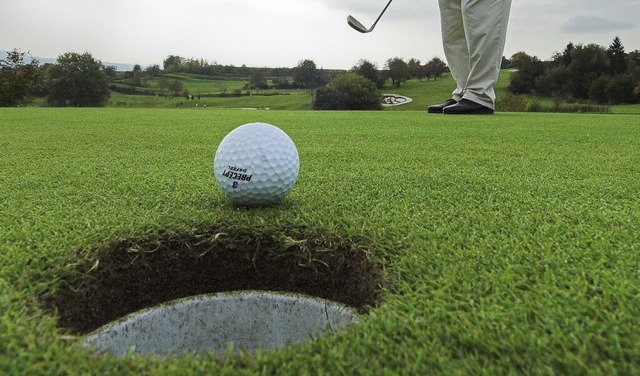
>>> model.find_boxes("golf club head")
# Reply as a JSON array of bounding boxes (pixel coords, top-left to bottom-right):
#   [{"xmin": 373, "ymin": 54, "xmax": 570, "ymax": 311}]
[{"xmin": 347, "ymin": 15, "xmax": 369, "ymax": 33}]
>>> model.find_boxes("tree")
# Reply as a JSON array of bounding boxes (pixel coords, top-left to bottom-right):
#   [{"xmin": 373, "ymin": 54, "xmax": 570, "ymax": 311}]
[
  {"xmin": 511, "ymin": 41, "xmax": 640, "ymax": 106},
  {"xmin": 564, "ymin": 43, "xmax": 575, "ymax": 67},
  {"xmin": 605, "ymin": 74, "xmax": 636, "ymax": 104},
  {"xmin": 292, "ymin": 59, "xmax": 318, "ymax": 89},
  {"xmin": 163, "ymin": 55, "xmax": 185, "ymax": 73},
  {"xmin": 316, "ymin": 68, "xmax": 331, "ymax": 88},
  {"xmin": 130, "ymin": 64, "xmax": 143, "ymax": 87},
  {"xmin": 589, "ymin": 74, "xmax": 635, "ymax": 104},
  {"xmin": 145, "ymin": 64, "xmax": 162, "ymax": 77},
  {"xmin": 351, "ymin": 59, "xmax": 385, "ymax": 88},
  {"xmin": 47, "ymin": 52, "xmax": 110, "ymax": 107},
  {"xmin": 501, "ymin": 56, "xmax": 511, "ymax": 69},
  {"xmin": 0, "ymin": 49, "xmax": 41, "ymax": 106},
  {"xmin": 385, "ymin": 57, "xmax": 409, "ymax": 87},
  {"xmin": 314, "ymin": 72, "xmax": 381, "ymax": 110},
  {"xmin": 628, "ymin": 50, "xmax": 640, "ymax": 70},
  {"xmin": 157, "ymin": 76, "xmax": 168, "ymax": 95},
  {"xmin": 588, "ymin": 75, "xmax": 610, "ymax": 104},
  {"xmin": 248, "ymin": 69, "xmax": 269, "ymax": 90},
  {"xmin": 556, "ymin": 42, "xmax": 574, "ymax": 67},
  {"xmin": 607, "ymin": 36, "xmax": 627, "ymax": 75},
  {"xmin": 424, "ymin": 57, "xmax": 448, "ymax": 80},
  {"xmin": 535, "ymin": 65, "xmax": 569, "ymax": 98},
  {"xmin": 507, "ymin": 53, "xmax": 544, "ymax": 94},
  {"xmin": 167, "ymin": 79, "xmax": 183, "ymax": 96},
  {"xmin": 509, "ymin": 51, "xmax": 533, "ymax": 69},
  {"xmin": 104, "ymin": 65, "xmax": 117, "ymax": 81},
  {"xmin": 629, "ymin": 50, "xmax": 640, "ymax": 97},
  {"xmin": 272, "ymin": 78, "xmax": 292, "ymax": 89},
  {"xmin": 408, "ymin": 58, "xmax": 424, "ymax": 81},
  {"xmin": 565, "ymin": 43, "xmax": 609, "ymax": 99}
]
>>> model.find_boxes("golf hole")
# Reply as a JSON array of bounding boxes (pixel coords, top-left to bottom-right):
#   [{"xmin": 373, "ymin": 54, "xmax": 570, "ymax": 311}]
[{"xmin": 45, "ymin": 226, "xmax": 384, "ymax": 357}]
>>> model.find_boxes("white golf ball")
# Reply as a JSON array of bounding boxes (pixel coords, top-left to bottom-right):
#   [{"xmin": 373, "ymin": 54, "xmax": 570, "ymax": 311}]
[{"xmin": 213, "ymin": 122, "xmax": 299, "ymax": 206}]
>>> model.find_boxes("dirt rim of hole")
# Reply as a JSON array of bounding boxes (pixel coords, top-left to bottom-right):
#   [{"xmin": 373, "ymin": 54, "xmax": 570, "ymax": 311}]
[{"xmin": 42, "ymin": 226, "xmax": 385, "ymax": 334}]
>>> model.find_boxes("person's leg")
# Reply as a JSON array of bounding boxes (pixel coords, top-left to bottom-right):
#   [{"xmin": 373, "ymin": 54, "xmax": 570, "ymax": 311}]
[
  {"xmin": 459, "ymin": 0, "xmax": 512, "ymax": 109},
  {"xmin": 438, "ymin": 0, "xmax": 468, "ymax": 102}
]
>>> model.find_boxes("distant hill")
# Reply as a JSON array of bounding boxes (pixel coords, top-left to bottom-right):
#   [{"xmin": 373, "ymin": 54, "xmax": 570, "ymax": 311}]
[{"xmin": 0, "ymin": 50, "xmax": 137, "ymax": 71}]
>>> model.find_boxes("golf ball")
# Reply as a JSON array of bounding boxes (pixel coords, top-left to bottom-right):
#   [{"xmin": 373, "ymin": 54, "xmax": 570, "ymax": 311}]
[{"xmin": 213, "ymin": 122, "xmax": 299, "ymax": 206}]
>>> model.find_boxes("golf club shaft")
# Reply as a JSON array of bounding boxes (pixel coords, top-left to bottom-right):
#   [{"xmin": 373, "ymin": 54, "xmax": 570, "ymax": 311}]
[{"xmin": 371, "ymin": 0, "xmax": 393, "ymax": 30}]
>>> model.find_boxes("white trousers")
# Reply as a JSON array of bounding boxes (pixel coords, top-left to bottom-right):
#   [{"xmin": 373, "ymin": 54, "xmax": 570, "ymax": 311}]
[{"xmin": 438, "ymin": 0, "xmax": 512, "ymax": 109}]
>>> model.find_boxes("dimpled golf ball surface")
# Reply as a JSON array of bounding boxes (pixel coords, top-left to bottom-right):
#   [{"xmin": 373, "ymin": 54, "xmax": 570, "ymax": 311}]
[{"xmin": 214, "ymin": 123, "xmax": 299, "ymax": 206}]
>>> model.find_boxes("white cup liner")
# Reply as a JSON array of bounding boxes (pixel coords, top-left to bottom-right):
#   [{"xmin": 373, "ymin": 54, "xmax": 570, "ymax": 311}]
[{"xmin": 83, "ymin": 290, "xmax": 359, "ymax": 357}]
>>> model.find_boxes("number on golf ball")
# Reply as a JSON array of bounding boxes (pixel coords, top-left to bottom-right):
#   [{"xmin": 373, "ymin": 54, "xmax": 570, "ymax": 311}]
[{"xmin": 213, "ymin": 122, "xmax": 299, "ymax": 206}]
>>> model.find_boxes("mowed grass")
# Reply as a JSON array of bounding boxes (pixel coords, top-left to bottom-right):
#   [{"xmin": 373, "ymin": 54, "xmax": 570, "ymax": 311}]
[
  {"xmin": 2, "ymin": 108, "xmax": 640, "ymax": 374},
  {"xmin": 109, "ymin": 90, "xmax": 314, "ymax": 110},
  {"xmin": 107, "ymin": 73, "xmax": 468, "ymax": 111},
  {"xmin": 108, "ymin": 71, "xmax": 640, "ymax": 114},
  {"xmin": 111, "ymin": 76, "xmax": 314, "ymax": 110}
]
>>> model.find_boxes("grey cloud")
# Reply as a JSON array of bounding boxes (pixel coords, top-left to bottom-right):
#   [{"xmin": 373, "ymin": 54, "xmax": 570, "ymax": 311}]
[{"xmin": 561, "ymin": 15, "xmax": 635, "ymax": 34}]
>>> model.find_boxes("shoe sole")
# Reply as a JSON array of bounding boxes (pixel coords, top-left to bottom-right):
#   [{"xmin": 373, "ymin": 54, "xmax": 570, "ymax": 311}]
[
  {"xmin": 427, "ymin": 100, "xmax": 458, "ymax": 114},
  {"xmin": 443, "ymin": 107, "xmax": 494, "ymax": 115},
  {"xmin": 443, "ymin": 110, "xmax": 494, "ymax": 115}
]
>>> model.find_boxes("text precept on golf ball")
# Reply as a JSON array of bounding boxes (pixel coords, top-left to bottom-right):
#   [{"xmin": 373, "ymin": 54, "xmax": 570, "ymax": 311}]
[
  {"xmin": 221, "ymin": 166, "xmax": 252, "ymax": 187},
  {"xmin": 213, "ymin": 122, "xmax": 299, "ymax": 206}
]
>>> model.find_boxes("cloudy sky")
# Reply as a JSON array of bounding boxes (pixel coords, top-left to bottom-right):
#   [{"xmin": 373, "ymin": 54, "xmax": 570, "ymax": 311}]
[{"xmin": 1, "ymin": 0, "xmax": 638, "ymax": 69}]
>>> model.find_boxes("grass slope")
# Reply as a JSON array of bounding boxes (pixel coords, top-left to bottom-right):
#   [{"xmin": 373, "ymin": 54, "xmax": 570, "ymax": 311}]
[
  {"xmin": 109, "ymin": 72, "xmax": 466, "ymax": 111},
  {"xmin": 1, "ymin": 108, "xmax": 640, "ymax": 374},
  {"xmin": 32, "ymin": 69, "xmax": 637, "ymax": 113}
]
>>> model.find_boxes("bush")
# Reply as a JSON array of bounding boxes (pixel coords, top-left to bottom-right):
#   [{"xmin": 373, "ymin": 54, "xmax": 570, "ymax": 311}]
[
  {"xmin": 606, "ymin": 74, "xmax": 636, "ymax": 104},
  {"xmin": 589, "ymin": 76, "xmax": 610, "ymax": 104},
  {"xmin": 527, "ymin": 102, "xmax": 611, "ymax": 113},
  {"xmin": 314, "ymin": 73, "xmax": 382, "ymax": 110},
  {"xmin": 496, "ymin": 94, "xmax": 529, "ymax": 112},
  {"xmin": 47, "ymin": 52, "xmax": 110, "ymax": 107},
  {"xmin": 527, "ymin": 100, "xmax": 543, "ymax": 112},
  {"xmin": 557, "ymin": 103, "xmax": 611, "ymax": 113},
  {"xmin": 0, "ymin": 49, "xmax": 41, "ymax": 106},
  {"xmin": 507, "ymin": 54, "xmax": 545, "ymax": 94}
]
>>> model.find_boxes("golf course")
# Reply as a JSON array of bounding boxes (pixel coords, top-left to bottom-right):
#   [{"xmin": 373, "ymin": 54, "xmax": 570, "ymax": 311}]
[{"xmin": 2, "ymin": 99, "xmax": 640, "ymax": 374}]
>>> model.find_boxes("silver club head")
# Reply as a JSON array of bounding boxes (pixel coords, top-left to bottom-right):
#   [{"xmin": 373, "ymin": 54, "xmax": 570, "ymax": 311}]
[{"xmin": 347, "ymin": 15, "xmax": 370, "ymax": 33}]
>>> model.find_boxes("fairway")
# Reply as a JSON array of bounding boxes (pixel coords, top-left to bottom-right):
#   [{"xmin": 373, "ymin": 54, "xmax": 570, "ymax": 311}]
[{"xmin": 2, "ymin": 108, "xmax": 640, "ymax": 374}]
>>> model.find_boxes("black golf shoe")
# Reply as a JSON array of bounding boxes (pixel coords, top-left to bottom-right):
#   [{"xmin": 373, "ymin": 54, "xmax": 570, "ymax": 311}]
[
  {"xmin": 443, "ymin": 99, "xmax": 494, "ymax": 115},
  {"xmin": 427, "ymin": 99, "xmax": 458, "ymax": 113}
]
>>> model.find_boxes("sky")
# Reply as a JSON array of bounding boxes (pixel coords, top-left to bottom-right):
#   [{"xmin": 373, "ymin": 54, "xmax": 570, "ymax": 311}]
[{"xmin": 1, "ymin": 0, "xmax": 639, "ymax": 70}]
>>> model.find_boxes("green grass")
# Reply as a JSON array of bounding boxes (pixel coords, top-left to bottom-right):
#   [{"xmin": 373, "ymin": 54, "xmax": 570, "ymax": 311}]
[
  {"xmin": 105, "ymin": 71, "xmax": 640, "ymax": 114},
  {"xmin": 106, "ymin": 72, "xmax": 470, "ymax": 111},
  {"xmin": 145, "ymin": 76, "xmax": 250, "ymax": 95},
  {"xmin": 108, "ymin": 76, "xmax": 313, "ymax": 110},
  {"xmin": 2, "ymin": 108, "xmax": 640, "ymax": 374},
  {"xmin": 108, "ymin": 90, "xmax": 314, "ymax": 110},
  {"xmin": 379, "ymin": 72, "xmax": 506, "ymax": 111}
]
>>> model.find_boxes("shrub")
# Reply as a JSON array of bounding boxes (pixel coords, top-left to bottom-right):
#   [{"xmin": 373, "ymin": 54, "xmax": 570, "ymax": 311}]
[
  {"xmin": 496, "ymin": 94, "xmax": 529, "ymax": 112},
  {"xmin": 605, "ymin": 74, "xmax": 636, "ymax": 104},
  {"xmin": 528, "ymin": 100, "xmax": 543, "ymax": 112},
  {"xmin": 589, "ymin": 76, "xmax": 610, "ymax": 104},
  {"xmin": 314, "ymin": 73, "xmax": 382, "ymax": 110},
  {"xmin": 47, "ymin": 52, "xmax": 110, "ymax": 107},
  {"xmin": 507, "ymin": 54, "xmax": 545, "ymax": 94},
  {"xmin": 558, "ymin": 103, "xmax": 611, "ymax": 113}
]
